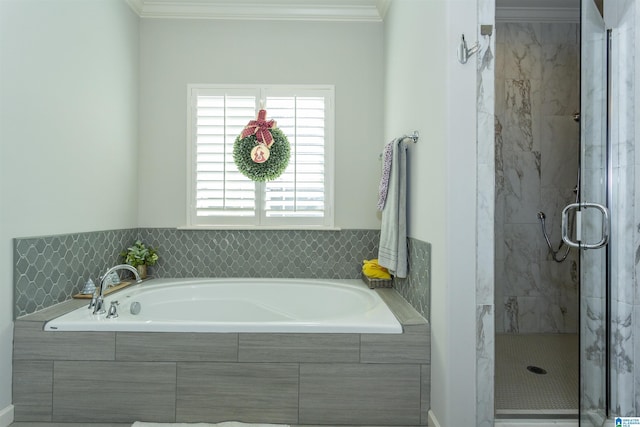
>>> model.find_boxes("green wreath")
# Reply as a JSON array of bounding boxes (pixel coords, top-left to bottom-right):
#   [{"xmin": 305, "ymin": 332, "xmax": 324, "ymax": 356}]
[{"xmin": 233, "ymin": 127, "xmax": 291, "ymax": 182}]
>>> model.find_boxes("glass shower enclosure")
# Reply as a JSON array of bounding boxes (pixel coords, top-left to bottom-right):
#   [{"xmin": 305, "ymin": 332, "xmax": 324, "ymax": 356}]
[{"xmin": 572, "ymin": 0, "xmax": 610, "ymax": 424}]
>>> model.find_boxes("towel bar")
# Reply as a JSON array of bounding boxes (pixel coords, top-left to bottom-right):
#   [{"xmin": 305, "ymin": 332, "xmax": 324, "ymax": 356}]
[{"xmin": 379, "ymin": 131, "xmax": 419, "ymax": 160}]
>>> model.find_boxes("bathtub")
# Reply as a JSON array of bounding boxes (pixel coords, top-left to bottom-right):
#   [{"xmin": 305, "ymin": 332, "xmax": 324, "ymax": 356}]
[{"xmin": 44, "ymin": 278, "xmax": 402, "ymax": 334}]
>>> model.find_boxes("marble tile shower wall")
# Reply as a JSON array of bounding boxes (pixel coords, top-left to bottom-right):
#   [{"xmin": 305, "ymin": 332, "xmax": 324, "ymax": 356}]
[
  {"xmin": 495, "ymin": 22, "xmax": 580, "ymax": 334},
  {"xmin": 15, "ymin": 228, "xmax": 432, "ymax": 322},
  {"xmin": 476, "ymin": 1, "xmax": 495, "ymax": 424},
  {"xmin": 608, "ymin": 0, "xmax": 638, "ymax": 416}
]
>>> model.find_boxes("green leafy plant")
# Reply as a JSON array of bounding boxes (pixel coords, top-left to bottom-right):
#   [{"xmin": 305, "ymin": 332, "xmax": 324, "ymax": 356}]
[{"xmin": 120, "ymin": 240, "xmax": 159, "ymax": 268}]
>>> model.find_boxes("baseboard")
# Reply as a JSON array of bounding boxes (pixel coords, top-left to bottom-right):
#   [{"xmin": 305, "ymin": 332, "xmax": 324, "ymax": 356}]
[
  {"xmin": 0, "ymin": 404, "xmax": 14, "ymax": 427},
  {"xmin": 495, "ymin": 420, "xmax": 578, "ymax": 427},
  {"xmin": 428, "ymin": 409, "xmax": 442, "ymax": 427}
]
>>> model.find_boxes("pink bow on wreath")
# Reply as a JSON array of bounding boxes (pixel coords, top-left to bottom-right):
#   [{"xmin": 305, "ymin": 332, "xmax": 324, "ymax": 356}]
[{"xmin": 240, "ymin": 109, "xmax": 277, "ymax": 147}]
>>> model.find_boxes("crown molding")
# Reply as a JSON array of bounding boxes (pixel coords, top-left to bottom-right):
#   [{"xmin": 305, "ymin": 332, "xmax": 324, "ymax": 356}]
[
  {"xmin": 496, "ymin": 0, "xmax": 579, "ymax": 23},
  {"xmin": 377, "ymin": 0, "xmax": 391, "ymax": 20},
  {"xmin": 125, "ymin": 0, "xmax": 144, "ymax": 16},
  {"xmin": 126, "ymin": 0, "xmax": 387, "ymax": 22}
]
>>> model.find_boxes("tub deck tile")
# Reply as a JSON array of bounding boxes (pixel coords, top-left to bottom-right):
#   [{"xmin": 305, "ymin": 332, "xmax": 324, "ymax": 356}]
[
  {"xmin": 299, "ymin": 363, "xmax": 421, "ymax": 426},
  {"xmin": 52, "ymin": 361, "xmax": 176, "ymax": 423},
  {"xmin": 176, "ymin": 362, "xmax": 298, "ymax": 424},
  {"xmin": 12, "ymin": 286, "xmax": 431, "ymax": 426},
  {"xmin": 13, "ymin": 360, "xmax": 53, "ymax": 422},
  {"xmin": 375, "ymin": 288, "xmax": 427, "ymax": 326},
  {"xmin": 116, "ymin": 332, "xmax": 238, "ymax": 362},
  {"xmin": 16, "ymin": 299, "xmax": 88, "ymax": 322},
  {"xmin": 421, "ymin": 364, "xmax": 431, "ymax": 425},
  {"xmin": 360, "ymin": 324, "xmax": 430, "ymax": 364},
  {"xmin": 238, "ymin": 333, "xmax": 360, "ymax": 363},
  {"xmin": 13, "ymin": 321, "xmax": 115, "ymax": 361}
]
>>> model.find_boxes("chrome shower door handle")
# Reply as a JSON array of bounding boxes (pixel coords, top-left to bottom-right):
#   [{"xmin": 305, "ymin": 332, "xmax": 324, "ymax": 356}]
[{"xmin": 561, "ymin": 202, "xmax": 610, "ymax": 249}]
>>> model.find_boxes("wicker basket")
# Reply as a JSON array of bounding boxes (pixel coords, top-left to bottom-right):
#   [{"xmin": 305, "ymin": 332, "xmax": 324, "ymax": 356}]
[{"xmin": 361, "ymin": 272, "xmax": 393, "ymax": 289}]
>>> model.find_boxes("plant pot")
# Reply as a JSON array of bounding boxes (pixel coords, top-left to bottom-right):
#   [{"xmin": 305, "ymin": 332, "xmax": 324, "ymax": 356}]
[{"xmin": 136, "ymin": 264, "xmax": 147, "ymax": 280}]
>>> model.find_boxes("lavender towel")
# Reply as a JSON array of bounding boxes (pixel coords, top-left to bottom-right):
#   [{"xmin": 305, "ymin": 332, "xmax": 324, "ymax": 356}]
[{"xmin": 377, "ymin": 140, "xmax": 396, "ymax": 211}]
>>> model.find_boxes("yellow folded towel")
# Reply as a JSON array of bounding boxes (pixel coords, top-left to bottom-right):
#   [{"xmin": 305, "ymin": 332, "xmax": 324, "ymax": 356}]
[{"xmin": 362, "ymin": 259, "xmax": 392, "ymax": 280}]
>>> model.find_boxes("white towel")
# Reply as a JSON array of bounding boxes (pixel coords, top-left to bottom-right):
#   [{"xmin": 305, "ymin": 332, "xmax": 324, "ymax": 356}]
[{"xmin": 378, "ymin": 138, "xmax": 408, "ymax": 278}]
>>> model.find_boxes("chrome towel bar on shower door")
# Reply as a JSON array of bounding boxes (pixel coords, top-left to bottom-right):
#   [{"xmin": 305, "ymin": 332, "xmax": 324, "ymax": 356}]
[{"xmin": 561, "ymin": 202, "xmax": 610, "ymax": 249}]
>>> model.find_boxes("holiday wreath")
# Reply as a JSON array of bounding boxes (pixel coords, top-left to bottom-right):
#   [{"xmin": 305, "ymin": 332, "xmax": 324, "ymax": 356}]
[{"xmin": 233, "ymin": 109, "xmax": 291, "ymax": 182}]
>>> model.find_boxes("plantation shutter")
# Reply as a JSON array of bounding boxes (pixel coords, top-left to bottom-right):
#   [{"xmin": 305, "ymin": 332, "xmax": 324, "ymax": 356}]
[
  {"xmin": 194, "ymin": 93, "xmax": 256, "ymax": 219},
  {"xmin": 264, "ymin": 96, "xmax": 326, "ymax": 218},
  {"xmin": 188, "ymin": 85, "xmax": 334, "ymax": 227}
]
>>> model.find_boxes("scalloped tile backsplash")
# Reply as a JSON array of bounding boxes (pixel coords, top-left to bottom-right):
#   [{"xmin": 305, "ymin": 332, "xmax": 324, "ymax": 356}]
[{"xmin": 14, "ymin": 228, "xmax": 430, "ymax": 320}]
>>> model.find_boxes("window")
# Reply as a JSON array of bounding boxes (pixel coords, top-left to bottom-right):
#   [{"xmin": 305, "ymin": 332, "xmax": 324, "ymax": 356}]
[{"xmin": 187, "ymin": 85, "xmax": 334, "ymax": 228}]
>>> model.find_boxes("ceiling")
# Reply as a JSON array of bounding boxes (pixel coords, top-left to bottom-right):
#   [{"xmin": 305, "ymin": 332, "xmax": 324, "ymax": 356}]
[{"xmin": 125, "ymin": 0, "xmax": 391, "ymax": 22}]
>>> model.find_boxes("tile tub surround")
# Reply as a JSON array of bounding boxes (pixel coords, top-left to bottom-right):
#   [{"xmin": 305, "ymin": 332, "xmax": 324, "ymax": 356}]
[
  {"xmin": 12, "ymin": 289, "xmax": 430, "ymax": 425},
  {"xmin": 137, "ymin": 228, "xmax": 382, "ymax": 279},
  {"xmin": 392, "ymin": 238, "xmax": 431, "ymax": 321},
  {"xmin": 14, "ymin": 228, "xmax": 381, "ymax": 318},
  {"xmin": 15, "ymin": 229, "xmax": 433, "ymax": 328},
  {"xmin": 13, "ymin": 229, "xmax": 137, "ymax": 318}
]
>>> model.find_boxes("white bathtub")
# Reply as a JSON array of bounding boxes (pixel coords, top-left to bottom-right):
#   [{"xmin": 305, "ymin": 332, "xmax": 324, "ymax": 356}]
[{"xmin": 44, "ymin": 278, "xmax": 402, "ymax": 334}]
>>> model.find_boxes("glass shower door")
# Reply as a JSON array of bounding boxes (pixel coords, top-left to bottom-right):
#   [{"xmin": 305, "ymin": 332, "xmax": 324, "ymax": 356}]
[{"xmin": 577, "ymin": 0, "xmax": 609, "ymax": 425}]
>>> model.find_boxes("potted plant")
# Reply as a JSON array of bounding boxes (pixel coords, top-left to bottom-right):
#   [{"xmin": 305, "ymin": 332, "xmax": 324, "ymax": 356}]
[{"xmin": 120, "ymin": 240, "xmax": 158, "ymax": 279}]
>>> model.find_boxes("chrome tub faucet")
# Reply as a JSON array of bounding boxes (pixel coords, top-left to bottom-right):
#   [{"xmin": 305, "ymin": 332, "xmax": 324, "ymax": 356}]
[{"xmin": 89, "ymin": 264, "xmax": 142, "ymax": 315}]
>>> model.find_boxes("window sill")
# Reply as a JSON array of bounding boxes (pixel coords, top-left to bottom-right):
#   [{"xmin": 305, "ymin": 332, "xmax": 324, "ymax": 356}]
[{"xmin": 177, "ymin": 225, "xmax": 342, "ymax": 231}]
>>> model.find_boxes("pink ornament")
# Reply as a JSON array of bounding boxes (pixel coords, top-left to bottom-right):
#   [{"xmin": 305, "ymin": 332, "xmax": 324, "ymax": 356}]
[{"xmin": 250, "ymin": 144, "xmax": 270, "ymax": 164}]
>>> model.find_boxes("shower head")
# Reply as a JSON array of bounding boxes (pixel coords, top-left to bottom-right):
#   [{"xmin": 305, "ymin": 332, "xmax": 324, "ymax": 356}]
[{"xmin": 537, "ymin": 211, "xmax": 546, "ymax": 220}]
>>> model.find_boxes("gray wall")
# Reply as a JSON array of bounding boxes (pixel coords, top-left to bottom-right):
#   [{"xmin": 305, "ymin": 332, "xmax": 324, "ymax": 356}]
[
  {"xmin": 383, "ymin": 1, "xmax": 479, "ymax": 424},
  {"xmin": 0, "ymin": 0, "xmax": 140, "ymax": 417},
  {"xmin": 495, "ymin": 22, "xmax": 580, "ymax": 334},
  {"xmin": 137, "ymin": 18, "xmax": 385, "ymax": 229},
  {"xmin": 3, "ymin": 0, "xmax": 478, "ymax": 424}
]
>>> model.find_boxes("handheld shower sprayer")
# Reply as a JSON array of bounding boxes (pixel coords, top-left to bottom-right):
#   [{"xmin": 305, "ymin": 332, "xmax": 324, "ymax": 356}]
[{"xmin": 538, "ymin": 210, "xmax": 571, "ymax": 263}]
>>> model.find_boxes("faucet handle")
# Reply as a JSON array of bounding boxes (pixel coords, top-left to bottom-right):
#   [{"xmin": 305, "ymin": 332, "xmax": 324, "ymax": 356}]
[
  {"xmin": 92, "ymin": 295, "xmax": 105, "ymax": 315},
  {"xmin": 106, "ymin": 300, "xmax": 120, "ymax": 319},
  {"xmin": 88, "ymin": 288, "xmax": 99, "ymax": 310}
]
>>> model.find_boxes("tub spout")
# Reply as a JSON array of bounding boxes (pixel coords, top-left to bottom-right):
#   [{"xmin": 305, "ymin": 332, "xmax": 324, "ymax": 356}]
[{"xmin": 92, "ymin": 264, "xmax": 142, "ymax": 315}]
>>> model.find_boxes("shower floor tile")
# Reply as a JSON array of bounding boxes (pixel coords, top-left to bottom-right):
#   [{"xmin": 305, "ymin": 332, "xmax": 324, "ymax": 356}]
[{"xmin": 495, "ymin": 333, "xmax": 579, "ymax": 417}]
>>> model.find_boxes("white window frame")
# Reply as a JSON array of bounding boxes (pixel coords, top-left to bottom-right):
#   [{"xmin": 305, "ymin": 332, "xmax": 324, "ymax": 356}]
[{"xmin": 186, "ymin": 84, "xmax": 335, "ymax": 229}]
